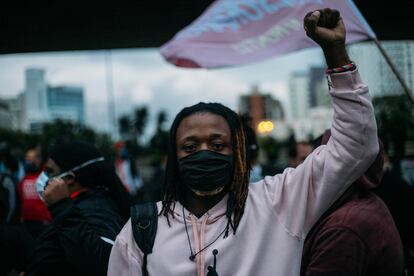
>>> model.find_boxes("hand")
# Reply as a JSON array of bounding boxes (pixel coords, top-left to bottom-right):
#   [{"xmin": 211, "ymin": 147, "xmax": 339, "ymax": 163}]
[
  {"xmin": 304, "ymin": 9, "xmax": 345, "ymax": 49},
  {"xmin": 304, "ymin": 8, "xmax": 350, "ymax": 68},
  {"xmin": 43, "ymin": 177, "xmax": 70, "ymax": 206}
]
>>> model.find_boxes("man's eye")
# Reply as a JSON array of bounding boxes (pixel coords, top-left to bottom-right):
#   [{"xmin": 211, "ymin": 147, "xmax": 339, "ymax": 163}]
[
  {"xmin": 212, "ymin": 143, "xmax": 224, "ymax": 150},
  {"xmin": 183, "ymin": 144, "xmax": 197, "ymax": 152}
]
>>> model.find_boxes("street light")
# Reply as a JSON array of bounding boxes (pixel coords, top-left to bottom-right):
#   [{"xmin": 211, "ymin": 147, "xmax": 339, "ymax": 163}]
[{"xmin": 257, "ymin": 120, "xmax": 274, "ymax": 134}]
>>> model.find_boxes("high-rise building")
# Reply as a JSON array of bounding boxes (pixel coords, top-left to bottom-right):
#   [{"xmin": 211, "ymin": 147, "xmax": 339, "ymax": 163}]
[
  {"xmin": 47, "ymin": 86, "xmax": 85, "ymax": 124},
  {"xmin": 8, "ymin": 68, "xmax": 86, "ymax": 132},
  {"xmin": 3, "ymin": 94, "xmax": 25, "ymax": 130},
  {"xmin": 309, "ymin": 66, "xmax": 330, "ymax": 108},
  {"xmin": 25, "ymin": 68, "xmax": 47, "ymax": 113},
  {"xmin": 239, "ymin": 85, "xmax": 284, "ymax": 131},
  {"xmin": 0, "ymin": 99, "xmax": 13, "ymax": 129},
  {"xmin": 347, "ymin": 41, "xmax": 414, "ymax": 97},
  {"xmin": 24, "ymin": 68, "xmax": 48, "ymax": 131},
  {"xmin": 289, "ymin": 71, "xmax": 309, "ymax": 120},
  {"xmin": 288, "ymin": 68, "xmax": 333, "ymax": 141}
]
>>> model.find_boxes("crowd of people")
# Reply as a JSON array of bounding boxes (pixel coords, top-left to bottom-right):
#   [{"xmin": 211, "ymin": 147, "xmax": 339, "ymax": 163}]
[{"xmin": 1, "ymin": 7, "xmax": 413, "ymax": 276}]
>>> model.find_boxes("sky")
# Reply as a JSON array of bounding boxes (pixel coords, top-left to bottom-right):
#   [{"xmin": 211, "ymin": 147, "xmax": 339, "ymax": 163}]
[{"xmin": 0, "ymin": 47, "xmax": 325, "ymax": 136}]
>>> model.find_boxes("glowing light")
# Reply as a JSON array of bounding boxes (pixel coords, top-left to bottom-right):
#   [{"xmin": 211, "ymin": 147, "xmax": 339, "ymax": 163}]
[{"xmin": 257, "ymin": 120, "xmax": 274, "ymax": 133}]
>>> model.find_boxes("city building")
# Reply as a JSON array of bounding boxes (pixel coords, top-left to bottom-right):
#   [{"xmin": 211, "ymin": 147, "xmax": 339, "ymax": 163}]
[
  {"xmin": 288, "ymin": 67, "xmax": 332, "ymax": 141},
  {"xmin": 47, "ymin": 86, "xmax": 85, "ymax": 124},
  {"xmin": 309, "ymin": 66, "xmax": 330, "ymax": 108},
  {"xmin": 4, "ymin": 68, "xmax": 86, "ymax": 133},
  {"xmin": 4, "ymin": 94, "xmax": 25, "ymax": 130},
  {"xmin": 347, "ymin": 41, "xmax": 414, "ymax": 97},
  {"xmin": 289, "ymin": 71, "xmax": 310, "ymax": 120},
  {"xmin": 24, "ymin": 68, "xmax": 49, "ymax": 131},
  {"xmin": 239, "ymin": 85, "xmax": 286, "ymax": 139},
  {"xmin": 0, "ymin": 99, "xmax": 13, "ymax": 129}
]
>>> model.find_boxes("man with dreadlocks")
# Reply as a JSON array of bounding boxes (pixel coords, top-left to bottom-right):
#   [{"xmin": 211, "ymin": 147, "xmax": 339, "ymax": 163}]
[{"xmin": 108, "ymin": 8, "xmax": 379, "ymax": 276}]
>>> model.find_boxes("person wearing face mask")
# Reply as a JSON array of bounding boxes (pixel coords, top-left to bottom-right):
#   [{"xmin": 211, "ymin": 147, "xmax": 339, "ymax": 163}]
[
  {"xmin": 20, "ymin": 141, "xmax": 130, "ymax": 276},
  {"xmin": 108, "ymin": 8, "xmax": 379, "ymax": 276},
  {"xmin": 18, "ymin": 147, "xmax": 51, "ymax": 237}
]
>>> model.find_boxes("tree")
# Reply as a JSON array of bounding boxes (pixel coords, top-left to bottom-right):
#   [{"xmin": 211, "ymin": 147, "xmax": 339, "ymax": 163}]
[
  {"xmin": 133, "ymin": 106, "xmax": 149, "ymax": 144},
  {"xmin": 156, "ymin": 110, "xmax": 167, "ymax": 132},
  {"xmin": 0, "ymin": 120, "xmax": 114, "ymax": 160},
  {"xmin": 118, "ymin": 115, "xmax": 131, "ymax": 140},
  {"xmin": 149, "ymin": 110, "xmax": 169, "ymax": 164}
]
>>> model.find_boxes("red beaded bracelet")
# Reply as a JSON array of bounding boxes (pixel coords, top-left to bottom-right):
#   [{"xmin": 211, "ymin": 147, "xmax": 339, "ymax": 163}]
[{"xmin": 326, "ymin": 62, "xmax": 357, "ymax": 74}]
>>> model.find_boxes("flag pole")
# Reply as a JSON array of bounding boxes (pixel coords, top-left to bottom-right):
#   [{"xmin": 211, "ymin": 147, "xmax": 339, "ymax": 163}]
[
  {"xmin": 373, "ymin": 38, "xmax": 414, "ymax": 104},
  {"xmin": 105, "ymin": 50, "xmax": 118, "ymax": 139}
]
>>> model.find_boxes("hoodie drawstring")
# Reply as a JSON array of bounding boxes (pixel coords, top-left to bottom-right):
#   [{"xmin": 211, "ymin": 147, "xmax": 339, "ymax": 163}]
[{"xmin": 183, "ymin": 205, "xmax": 226, "ymax": 276}]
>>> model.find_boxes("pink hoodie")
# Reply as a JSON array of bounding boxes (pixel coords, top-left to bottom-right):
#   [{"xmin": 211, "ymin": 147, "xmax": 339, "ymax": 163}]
[{"xmin": 108, "ymin": 70, "xmax": 379, "ymax": 276}]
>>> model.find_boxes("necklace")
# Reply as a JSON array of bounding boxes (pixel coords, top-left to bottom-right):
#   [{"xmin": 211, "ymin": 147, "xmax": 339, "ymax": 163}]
[{"xmin": 182, "ymin": 205, "xmax": 227, "ymax": 261}]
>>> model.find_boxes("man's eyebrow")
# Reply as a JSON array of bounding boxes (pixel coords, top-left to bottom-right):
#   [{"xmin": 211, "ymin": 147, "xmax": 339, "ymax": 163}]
[
  {"xmin": 179, "ymin": 135, "xmax": 198, "ymax": 142},
  {"xmin": 179, "ymin": 133, "xmax": 228, "ymax": 142},
  {"xmin": 209, "ymin": 133, "xmax": 227, "ymax": 139}
]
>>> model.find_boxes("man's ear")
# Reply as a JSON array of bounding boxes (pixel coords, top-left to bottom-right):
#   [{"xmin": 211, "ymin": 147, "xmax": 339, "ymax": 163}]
[{"xmin": 64, "ymin": 172, "xmax": 77, "ymax": 186}]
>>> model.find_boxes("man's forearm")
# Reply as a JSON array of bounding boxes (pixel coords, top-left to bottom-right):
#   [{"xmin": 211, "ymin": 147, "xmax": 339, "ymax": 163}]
[{"xmin": 323, "ymin": 45, "xmax": 351, "ymax": 68}]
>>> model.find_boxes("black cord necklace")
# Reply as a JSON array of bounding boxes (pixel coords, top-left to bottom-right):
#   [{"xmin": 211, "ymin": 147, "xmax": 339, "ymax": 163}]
[{"xmin": 182, "ymin": 205, "xmax": 227, "ymax": 262}]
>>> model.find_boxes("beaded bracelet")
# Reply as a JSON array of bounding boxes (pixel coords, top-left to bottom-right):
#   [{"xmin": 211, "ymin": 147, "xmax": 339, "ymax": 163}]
[{"xmin": 326, "ymin": 62, "xmax": 357, "ymax": 74}]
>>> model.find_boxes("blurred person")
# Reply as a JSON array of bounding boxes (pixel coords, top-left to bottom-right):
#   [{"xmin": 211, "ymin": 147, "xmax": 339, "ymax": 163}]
[
  {"xmin": 375, "ymin": 151, "xmax": 414, "ymax": 275},
  {"xmin": 114, "ymin": 142, "xmax": 143, "ymax": 197},
  {"xmin": 136, "ymin": 155, "xmax": 167, "ymax": 204},
  {"xmin": 0, "ymin": 143, "xmax": 20, "ymax": 223},
  {"xmin": 18, "ymin": 147, "xmax": 51, "ymax": 237},
  {"xmin": 301, "ymin": 130, "xmax": 403, "ymax": 276},
  {"xmin": 21, "ymin": 141, "xmax": 130, "ymax": 276},
  {"xmin": 241, "ymin": 114, "xmax": 263, "ymax": 183},
  {"xmin": 0, "ymin": 142, "xmax": 21, "ymax": 180},
  {"xmin": 14, "ymin": 147, "xmax": 26, "ymax": 184},
  {"xmin": 289, "ymin": 141, "xmax": 314, "ymax": 168},
  {"xmin": 401, "ymin": 158, "xmax": 414, "ymax": 186},
  {"xmin": 248, "ymin": 143, "xmax": 262, "ymax": 182},
  {"xmin": 0, "ymin": 222, "xmax": 36, "ymax": 275},
  {"xmin": 108, "ymin": 9, "xmax": 380, "ymax": 276}
]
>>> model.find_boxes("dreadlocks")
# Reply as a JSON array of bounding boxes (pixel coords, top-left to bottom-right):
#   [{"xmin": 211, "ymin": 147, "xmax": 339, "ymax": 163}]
[{"xmin": 160, "ymin": 102, "xmax": 250, "ymax": 235}]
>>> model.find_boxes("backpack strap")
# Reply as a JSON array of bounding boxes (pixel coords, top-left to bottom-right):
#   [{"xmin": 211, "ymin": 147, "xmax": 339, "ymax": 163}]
[{"xmin": 130, "ymin": 202, "xmax": 158, "ymax": 276}]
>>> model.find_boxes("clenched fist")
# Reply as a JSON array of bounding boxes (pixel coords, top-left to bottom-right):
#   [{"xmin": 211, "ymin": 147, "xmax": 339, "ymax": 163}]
[{"xmin": 303, "ymin": 8, "xmax": 350, "ymax": 68}]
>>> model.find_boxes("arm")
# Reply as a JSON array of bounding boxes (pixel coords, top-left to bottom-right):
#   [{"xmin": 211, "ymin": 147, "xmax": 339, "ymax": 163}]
[
  {"xmin": 108, "ymin": 220, "xmax": 142, "ymax": 276},
  {"xmin": 261, "ymin": 9, "xmax": 378, "ymax": 237}
]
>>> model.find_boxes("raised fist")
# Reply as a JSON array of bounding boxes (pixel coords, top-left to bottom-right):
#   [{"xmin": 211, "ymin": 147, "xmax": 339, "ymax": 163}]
[{"xmin": 304, "ymin": 8, "xmax": 346, "ymax": 50}]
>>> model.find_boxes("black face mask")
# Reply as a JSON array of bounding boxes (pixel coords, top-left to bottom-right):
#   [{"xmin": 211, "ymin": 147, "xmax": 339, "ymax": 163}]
[
  {"xmin": 178, "ymin": 150, "xmax": 233, "ymax": 193},
  {"xmin": 24, "ymin": 161, "xmax": 38, "ymax": 174}
]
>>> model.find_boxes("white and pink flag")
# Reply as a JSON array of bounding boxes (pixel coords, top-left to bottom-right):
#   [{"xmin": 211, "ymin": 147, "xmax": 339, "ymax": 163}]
[{"xmin": 160, "ymin": 0, "xmax": 375, "ymax": 68}]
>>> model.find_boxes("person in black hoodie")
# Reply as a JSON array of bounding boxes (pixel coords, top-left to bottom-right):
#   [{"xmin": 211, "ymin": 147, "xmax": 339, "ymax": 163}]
[{"xmin": 23, "ymin": 141, "xmax": 130, "ymax": 276}]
